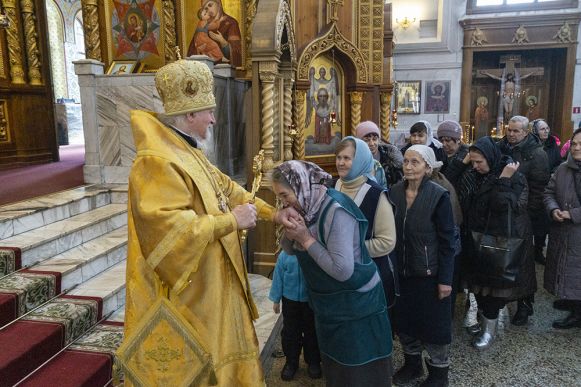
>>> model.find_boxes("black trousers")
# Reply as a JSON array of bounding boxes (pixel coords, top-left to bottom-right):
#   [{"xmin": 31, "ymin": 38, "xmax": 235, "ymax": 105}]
[
  {"xmin": 475, "ymin": 294, "xmax": 507, "ymax": 319},
  {"xmin": 281, "ymin": 297, "xmax": 321, "ymax": 366}
]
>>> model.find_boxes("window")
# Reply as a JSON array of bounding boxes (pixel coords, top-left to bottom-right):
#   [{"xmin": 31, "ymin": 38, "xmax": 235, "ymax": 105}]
[{"xmin": 467, "ymin": 0, "xmax": 578, "ymax": 13}]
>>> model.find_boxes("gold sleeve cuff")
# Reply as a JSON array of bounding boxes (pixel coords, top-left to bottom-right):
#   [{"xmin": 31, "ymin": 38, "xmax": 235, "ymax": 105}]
[
  {"xmin": 213, "ymin": 213, "xmax": 237, "ymax": 239},
  {"xmin": 255, "ymin": 199, "xmax": 276, "ymax": 222}
]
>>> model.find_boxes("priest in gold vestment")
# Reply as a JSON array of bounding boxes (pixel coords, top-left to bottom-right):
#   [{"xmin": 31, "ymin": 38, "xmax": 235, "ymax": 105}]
[{"xmin": 118, "ymin": 59, "xmax": 293, "ymax": 386}]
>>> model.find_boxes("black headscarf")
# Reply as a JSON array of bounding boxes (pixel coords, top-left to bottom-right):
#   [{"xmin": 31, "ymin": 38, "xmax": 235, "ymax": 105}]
[{"xmin": 469, "ymin": 136, "xmax": 508, "ymax": 175}]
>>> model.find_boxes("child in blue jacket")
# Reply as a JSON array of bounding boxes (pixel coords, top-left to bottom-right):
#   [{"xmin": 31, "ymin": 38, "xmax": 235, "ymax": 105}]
[{"xmin": 269, "ymin": 251, "xmax": 321, "ymax": 381}]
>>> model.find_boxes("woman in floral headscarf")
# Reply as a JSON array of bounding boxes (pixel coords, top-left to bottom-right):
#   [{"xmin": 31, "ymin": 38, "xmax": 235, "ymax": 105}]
[{"xmin": 272, "ymin": 160, "xmax": 393, "ymax": 387}]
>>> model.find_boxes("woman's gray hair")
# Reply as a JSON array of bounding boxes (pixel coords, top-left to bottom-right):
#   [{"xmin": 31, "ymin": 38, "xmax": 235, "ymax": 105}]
[{"xmin": 509, "ymin": 115, "xmax": 529, "ymax": 131}]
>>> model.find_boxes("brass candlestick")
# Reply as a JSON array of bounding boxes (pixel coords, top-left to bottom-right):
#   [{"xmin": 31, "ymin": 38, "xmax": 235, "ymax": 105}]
[{"xmin": 241, "ymin": 150, "xmax": 265, "ymax": 242}]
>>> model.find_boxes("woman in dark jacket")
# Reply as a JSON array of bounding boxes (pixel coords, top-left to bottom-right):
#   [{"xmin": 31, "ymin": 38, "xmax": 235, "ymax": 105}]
[
  {"xmin": 446, "ymin": 136, "xmax": 534, "ymax": 350},
  {"xmin": 543, "ymin": 128, "xmax": 581, "ymax": 329},
  {"xmin": 531, "ymin": 119, "xmax": 562, "ymax": 173},
  {"xmin": 391, "ymin": 145, "xmax": 455, "ymax": 387}
]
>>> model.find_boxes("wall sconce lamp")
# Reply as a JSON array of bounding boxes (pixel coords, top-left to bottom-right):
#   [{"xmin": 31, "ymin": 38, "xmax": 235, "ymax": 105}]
[{"xmin": 396, "ymin": 16, "xmax": 416, "ymax": 30}]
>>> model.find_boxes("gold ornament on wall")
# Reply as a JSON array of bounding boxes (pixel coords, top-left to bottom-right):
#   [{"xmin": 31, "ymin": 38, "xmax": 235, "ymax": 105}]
[
  {"xmin": 512, "ymin": 25, "xmax": 529, "ymax": 45},
  {"xmin": 0, "ymin": 99, "xmax": 10, "ymax": 143},
  {"xmin": 162, "ymin": 0, "xmax": 177, "ymax": 62},
  {"xmin": 297, "ymin": 23, "xmax": 368, "ymax": 84},
  {"xmin": 553, "ymin": 21, "xmax": 574, "ymax": 43}
]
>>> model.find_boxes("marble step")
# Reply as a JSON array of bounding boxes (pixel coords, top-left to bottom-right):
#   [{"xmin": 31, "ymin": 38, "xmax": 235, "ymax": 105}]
[
  {"xmin": 0, "ymin": 203, "xmax": 127, "ymax": 267},
  {"xmin": 68, "ymin": 260, "xmax": 126, "ymax": 318},
  {"xmin": 33, "ymin": 226, "xmax": 128, "ymax": 291},
  {"xmin": 0, "ymin": 184, "xmax": 127, "ymax": 240}
]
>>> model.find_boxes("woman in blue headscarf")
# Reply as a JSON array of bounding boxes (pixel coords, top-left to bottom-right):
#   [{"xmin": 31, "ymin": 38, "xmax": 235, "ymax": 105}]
[{"xmin": 335, "ymin": 136, "xmax": 398, "ymax": 316}]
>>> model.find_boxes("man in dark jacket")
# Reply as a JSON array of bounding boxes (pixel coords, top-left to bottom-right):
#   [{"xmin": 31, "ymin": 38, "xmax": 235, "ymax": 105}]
[{"xmin": 498, "ymin": 115, "xmax": 550, "ymax": 326}]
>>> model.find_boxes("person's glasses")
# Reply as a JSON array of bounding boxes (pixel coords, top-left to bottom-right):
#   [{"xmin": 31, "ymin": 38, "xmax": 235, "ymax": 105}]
[{"xmin": 538, "ymin": 127, "xmax": 550, "ymax": 132}]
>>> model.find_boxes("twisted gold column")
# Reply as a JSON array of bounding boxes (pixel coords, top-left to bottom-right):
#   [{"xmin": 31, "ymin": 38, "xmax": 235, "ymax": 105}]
[
  {"xmin": 282, "ymin": 74, "xmax": 294, "ymax": 161},
  {"xmin": 81, "ymin": 0, "xmax": 102, "ymax": 61},
  {"xmin": 380, "ymin": 92, "xmax": 391, "ymax": 142},
  {"xmin": 2, "ymin": 0, "xmax": 25, "ymax": 84},
  {"xmin": 349, "ymin": 91, "xmax": 363, "ymax": 136},
  {"xmin": 293, "ymin": 90, "xmax": 306, "ymax": 160},
  {"xmin": 20, "ymin": 0, "xmax": 42, "ymax": 85},
  {"xmin": 259, "ymin": 68, "xmax": 276, "ymax": 172},
  {"xmin": 162, "ymin": 0, "xmax": 177, "ymax": 62}
]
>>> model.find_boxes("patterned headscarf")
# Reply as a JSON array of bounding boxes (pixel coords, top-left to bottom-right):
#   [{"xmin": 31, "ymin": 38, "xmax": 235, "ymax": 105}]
[
  {"xmin": 340, "ymin": 136, "xmax": 376, "ymax": 182},
  {"xmin": 274, "ymin": 160, "xmax": 332, "ymax": 225}
]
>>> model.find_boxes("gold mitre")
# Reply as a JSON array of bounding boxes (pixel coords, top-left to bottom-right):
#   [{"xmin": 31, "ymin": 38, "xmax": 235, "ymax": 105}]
[{"xmin": 155, "ymin": 59, "xmax": 216, "ymax": 116}]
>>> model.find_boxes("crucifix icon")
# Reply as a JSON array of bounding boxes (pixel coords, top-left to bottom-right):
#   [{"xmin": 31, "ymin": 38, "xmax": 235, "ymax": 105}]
[{"xmin": 477, "ymin": 55, "xmax": 543, "ymax": 123}]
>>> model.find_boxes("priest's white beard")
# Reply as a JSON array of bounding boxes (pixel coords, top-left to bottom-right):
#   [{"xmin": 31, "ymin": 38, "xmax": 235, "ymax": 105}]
[{"xmin": 194, "ymin": 126, "xmax": 217, "ymax": 164}]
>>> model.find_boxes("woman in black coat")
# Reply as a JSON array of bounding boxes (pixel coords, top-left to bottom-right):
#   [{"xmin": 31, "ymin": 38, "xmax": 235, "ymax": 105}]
[
  {"xmin": 446, "ymin": 137, "xmax": 534, "ymax": 350},
  {"xmin": 543, "ymin": 128, "xmax": 581, "ymax": 329},
  {"xmin": 531, "ymin": 119, "xmax": 562, "ymax": 173}
]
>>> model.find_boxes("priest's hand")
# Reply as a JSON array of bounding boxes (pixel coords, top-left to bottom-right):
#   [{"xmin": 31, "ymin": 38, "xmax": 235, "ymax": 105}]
[
  {"xmin": 274, "ymin": 207, "xmax": 302, "ymax": 228},
  {"xmin": 232, "ymin": 203, "xmax": 257, "ymax": 230}
]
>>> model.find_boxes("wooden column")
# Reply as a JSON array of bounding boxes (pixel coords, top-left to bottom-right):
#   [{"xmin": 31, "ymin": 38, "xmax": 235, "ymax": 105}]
[
  {"xmin": 282, "ymin": 68, "xmax": 294, "ymax": 161},
  {"xmin": 379, "ymin": 92, "xmax": 391, "ymax": 141},
  {"xmin": 293, "ymin": 89, "xmax": 306, "ymax": 159},
  {"xmin": 20, "ymin": 0, "xmax": 42, "ymax": 85},
  {"xmin": 259, "ymin": 61, "xmax": 277, "ymax": 172},
  {"xmin": 81, "ymin": 0, "xmax": 102, "ymax": 61},
  {"xmin": 2, "ymin": 0, "xmax": 25, "ymax": 84},
  {"xmin": 349, "ymin": 91, "xmax": 363, "ymax": 136}
]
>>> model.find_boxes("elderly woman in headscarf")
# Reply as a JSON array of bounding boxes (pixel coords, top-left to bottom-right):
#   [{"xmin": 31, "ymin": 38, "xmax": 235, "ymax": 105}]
[
  {"xmin": 334, "ymin": 136, "xmax": 398, "ymax": 312},
  {"xmin": 447, "ymin": 137, "xmax": 534, "ymax": 350},
  {"xmin": 401, "ymin": 121, "xmax": 448, "ymax": 174},
  {"xmin": 544, "ymin": 128, "xmax": 581, "ymax": 329},
  {"xmin": 390, "ymin": 145, "xmax": 455, "ymax": 387},
  {"xmin": 531, "ymin": 119, "xmax": 561, "ymax": 173},
  {"xmin": 271, "ymin": 160, "xmax": 393, "ymax": 387},
  {"xmin": 529, "ymin": 119, "xmax": 561, "ymax": 265},
  {"xmin": 355, "ymin": 121, "xmax": 404, "ymax": 188}
]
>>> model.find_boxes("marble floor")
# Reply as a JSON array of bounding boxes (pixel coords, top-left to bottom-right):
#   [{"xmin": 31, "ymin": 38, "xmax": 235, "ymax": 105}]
[{"xmin": 265, "ymin": 264, "xmax": 581, "ymax": 387}]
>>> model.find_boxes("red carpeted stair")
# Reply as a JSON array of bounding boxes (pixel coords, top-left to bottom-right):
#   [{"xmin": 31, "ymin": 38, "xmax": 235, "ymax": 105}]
[{"xmin": 0, "ymin": 145, "xmax": 85, "ymax": 206}]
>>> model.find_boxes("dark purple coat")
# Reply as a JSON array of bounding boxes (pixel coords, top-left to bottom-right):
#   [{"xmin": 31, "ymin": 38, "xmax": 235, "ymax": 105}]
[{"xmin": 543, "ymin": 155, "xmax": 581, "ymax": 300}]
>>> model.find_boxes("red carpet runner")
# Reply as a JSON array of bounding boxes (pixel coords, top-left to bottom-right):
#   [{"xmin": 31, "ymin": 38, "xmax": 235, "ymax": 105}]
[
  {"xmin": 0, "ymin": 269, "xmax": 61, "ymax": 327},
  {"xmin": 0, "ymin": 295, "xmax": 102, "ymax": 387},
  {"xmin": 20, "ymin": 321, "xmax": 124, "ymax": 387}
]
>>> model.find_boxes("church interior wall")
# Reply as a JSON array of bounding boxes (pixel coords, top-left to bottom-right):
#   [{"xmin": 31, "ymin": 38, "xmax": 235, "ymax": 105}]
[
  {"xmin": 388, "ymin": 0, "xmax": 463, "ymax": 143},
  {"xmin": 389, "ymin": 0, "xmax": 581, "ymax": 141}
]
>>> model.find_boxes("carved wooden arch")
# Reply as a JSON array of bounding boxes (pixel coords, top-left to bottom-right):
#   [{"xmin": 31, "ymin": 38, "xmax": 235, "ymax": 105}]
[
  {"xmin": 251, "ymin": 0, "xmax": 296, "ymax": 63},
  {"xmin": 297, "ymin": 23, "xmax": 368, "ymax": 84}
]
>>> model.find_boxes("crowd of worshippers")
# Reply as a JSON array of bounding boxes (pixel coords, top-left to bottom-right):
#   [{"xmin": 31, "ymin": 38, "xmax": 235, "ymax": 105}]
[{"xmin": 268, "ymin": 116, "xmax": 581, "ymax": 386}]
